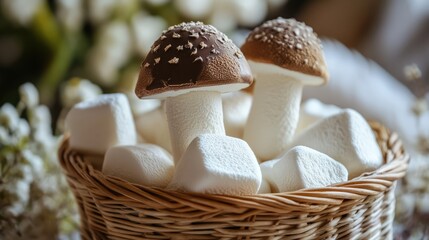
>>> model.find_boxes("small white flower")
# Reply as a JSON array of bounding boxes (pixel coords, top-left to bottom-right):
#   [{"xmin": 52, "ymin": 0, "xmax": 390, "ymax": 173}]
[
  {"xmin": 0, "ymin": 126, "xmax": 8, "ymax": 143},
  {"xmin": 20, "ymin": 164, "xmax": 34, "ymax": 183},
  {"xmin": 403, "ymin": 63, "xmax": 422, "ymax": 81},
  {"xmin": 1, "ymin": 0, "xmax": 43, "ymax": 26},
  {"xmin": 30, "ymin": 105, "xmax": 57, "ymax": 152},
  {"xmin": 16, "ymin": 118, "xmax": 30, "ymax": 139},
  {"xmin": 38, "ymin": 175, "xmax": 59, "ymax": 194},
  {"xmin": 22, "ymin": 149, "xmax": 45, "ymax": 177},
  {"xmin": 56, "ymin": 0, "xmax": 83, "ymax": 32},
  {"xmin": 30, "ymin": 105, "xmax": 52, "ymax": 133},
  {"xmin": 19, "ymin": 82, "xmax": 39, "ymax": 108},
  {"xmin": 0, "ymin": 103, "xmax": 19, "ymax": 129},
  {"xmin": 61, "ymin": 78, "xmax": 102, "ymax": 108},
  {"xmin": 131, "ymin": 13, "xmax": 167, "ymax": 56},
  {"xmin": 6, "ymin": 179, "xmax": 30, "ymax": 215}
]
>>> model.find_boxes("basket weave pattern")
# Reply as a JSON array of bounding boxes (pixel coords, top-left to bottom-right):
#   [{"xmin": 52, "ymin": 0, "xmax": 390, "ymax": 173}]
[{"xmin": 58, "ymin": 122, "xmax": 409, "ymax": 239}]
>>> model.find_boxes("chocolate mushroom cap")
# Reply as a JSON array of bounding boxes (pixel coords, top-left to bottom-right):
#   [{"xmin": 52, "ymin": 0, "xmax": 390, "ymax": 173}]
[
  {"xmin": 136, "ymin": 22, "xmax": 253, "ymax": 99},
  {"xmin": 241, "ymin": 18, "xmax": 328, "ymax": 84}
]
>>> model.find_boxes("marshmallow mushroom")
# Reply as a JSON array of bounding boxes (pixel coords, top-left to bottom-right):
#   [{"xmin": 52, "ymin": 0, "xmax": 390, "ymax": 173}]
[
  {"xmin": 241, "ymin": 18, "xmax": 328, "ymax": 161},
  {"xmin": 288, "ymin": 109, "xmax": 383, "ymax": 179},
  {"xmin": 169, "ymin": 134, "xmax": 261, "ymax": 195},
  {"xmin": 135, "ymin": 22, "xmax": 253, "ymax": 163},
  {"xmin": 103, "ymin": 144, "xmax": 174, "ymax": 187},
  {"xmin": 65, "ymin": 94, "xmax": 137, "ymax": 155},
  {"xmin": 266, "ymin": 146, "xmax": 348, "ymax": 192}
]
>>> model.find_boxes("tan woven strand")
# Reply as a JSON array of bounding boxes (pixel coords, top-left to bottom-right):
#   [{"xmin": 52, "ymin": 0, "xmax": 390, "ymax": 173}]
[{"xmin": 58, "ymin": 122, "xmax": 409, "ymax": 239}]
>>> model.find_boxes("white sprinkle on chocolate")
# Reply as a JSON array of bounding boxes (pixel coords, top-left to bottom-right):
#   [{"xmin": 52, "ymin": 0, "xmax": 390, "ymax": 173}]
[
  {"xmin": 193, "ymin": 56, "xmax": 203, "ymax": 63},
  {"xmin": 168, "ymin": 57, "xmax": 179, "ymax": 64},
  {"xmin": 191, "ymin": 48, "xmax": 197, "ymax": 55},
  {"xmin": 160, "ymin": 35, "xmax": 167, "ymax": 40},
  {"xmin": 144, "ymin": 63, "xmax": 150, "ymax": 68},
  {"xmin": 185, "ymin": 41, "xmax": 193, "ymax": 49},
  {"xmin": 153, "ymin": 44, "xmax": 160, "ymax": 52},
  {"xmin": 177, "ymin": 45, "xmax": 184, "ymax": 51},
  {"xmin": 200, "ymin": 42, "xmax": 207, "ymax": 49},
  {"xmin": 210, "ymin": 48, "xmax": 219, "ymax": 54},
  {"xmin": 154, "ymin": 57, "xmax": 160, "ymax": 64},
  {"xmin": 172, "ymin": 33, "xmax": 181, "ymax": 38},
  {"xmin": 189, "ymin": 32, "xmax": 199, "ymax": 38},
  {"xmin": 164, "ymin": 44, "xmax": 172, "ymax": 52}
]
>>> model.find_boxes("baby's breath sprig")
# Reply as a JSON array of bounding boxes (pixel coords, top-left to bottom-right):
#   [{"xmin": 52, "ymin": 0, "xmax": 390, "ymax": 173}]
[{"xmin": 0, "ymin": 83, "xmax": 78, "ymax": 239}]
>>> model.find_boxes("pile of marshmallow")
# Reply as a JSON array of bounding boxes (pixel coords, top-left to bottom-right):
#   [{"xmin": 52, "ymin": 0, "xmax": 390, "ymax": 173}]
[
  {"xmin": 65, "ymin": 94, "xmax": 382, "ymax": 195},
  {"xmin": 65, "ymin": 19, "xmax": 383, "ymax": 196}
]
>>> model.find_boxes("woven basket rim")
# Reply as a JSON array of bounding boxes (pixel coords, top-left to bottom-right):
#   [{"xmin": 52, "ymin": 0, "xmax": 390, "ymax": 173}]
[{"xmin": 59, "ymin": 121, "xmax": 409, "ymax": 213}]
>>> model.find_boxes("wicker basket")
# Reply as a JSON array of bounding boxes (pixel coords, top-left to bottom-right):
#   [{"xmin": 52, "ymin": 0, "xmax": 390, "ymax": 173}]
[{"xmin": 58, "ymin": 122, "xmax": 409, "ymax": 240}]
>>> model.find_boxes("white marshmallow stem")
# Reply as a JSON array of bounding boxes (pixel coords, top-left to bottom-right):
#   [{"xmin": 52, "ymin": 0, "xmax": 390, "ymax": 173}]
[
  {"xmin": 244, "ymin": 75, "xmax": 303, "ymax": 161},
  {"xmin": 165, "ymin": 91, "xmax": 225, "ymax": 163}
]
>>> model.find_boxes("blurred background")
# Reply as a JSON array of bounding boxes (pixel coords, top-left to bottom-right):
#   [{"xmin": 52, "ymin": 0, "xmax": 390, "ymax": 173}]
[{"xmin": 0, "ymin": 0, "xmax": 428, "ymax": 239}]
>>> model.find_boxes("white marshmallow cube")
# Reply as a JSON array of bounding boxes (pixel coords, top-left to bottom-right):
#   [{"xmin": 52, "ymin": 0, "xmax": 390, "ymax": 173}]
[
  {"xmin": 260, "ymin": 159, "xmax": 279, "ymax": 193},
  {"xmin": 257, "ymin": 177, "xmax": 272, "ymax": 194},
  {"xmin": 66, "ymin": 94, "xmax": 137, "ymax": 155},
  {"xmin": 169, "ymin": 134, "xmax": 261, "ymax": 195},
  {"xmin": 288, "ymin": 109, "xmax": 383, "ymax": 179},
  {"xmin": 135, "ymin": 107, "xmax": 172, "ymax": 153},
  {"xmin": 102, "ymin": 144, "xmax": 174, "ymax": 187},
  {"xmin": 222, "ymin": 91, "xmax": 252, "ymax": 138},
  {"xmin": 268, "ymin": 146, "xmax": 348, "ymax": 192},
  {"xmin": 296, "ymin": 98, "xmax": 342, "ymax": 135}
]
